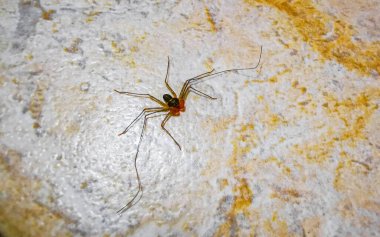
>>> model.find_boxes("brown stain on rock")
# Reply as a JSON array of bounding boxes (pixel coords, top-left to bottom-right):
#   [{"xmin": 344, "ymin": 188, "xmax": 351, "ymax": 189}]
[
  {"xmin": 0, "ymin": 146, "xmax": 73, "ymax": 237},
  {"xmin": 302, "ymin": 217, "xmax": 321, "ymax": 237},
  {"xmin": 271, "ymin": 187, "xmax": 302, "ymax": 203}
]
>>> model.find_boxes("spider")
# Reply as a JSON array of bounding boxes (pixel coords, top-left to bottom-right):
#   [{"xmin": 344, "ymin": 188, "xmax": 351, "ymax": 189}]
[{"xmin": 115, "ymin": 46, "xmax": 262, "ymax": 214}]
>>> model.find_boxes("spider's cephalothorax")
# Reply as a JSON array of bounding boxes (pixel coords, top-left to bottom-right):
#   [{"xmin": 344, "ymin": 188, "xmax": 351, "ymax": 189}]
[
  {"xmin": 163, "ymin": 94, "xmax": 179, "ymax": 108},
  {"xmin": 163, "ymin": 93, "xmax": 185, "ymax": 116}
]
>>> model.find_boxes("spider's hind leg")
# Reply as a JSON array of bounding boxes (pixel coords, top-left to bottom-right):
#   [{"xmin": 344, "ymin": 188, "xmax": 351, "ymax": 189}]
[
  {"xmin": 117, "ymin": 110, "xmax": 167, "ymax": 214},
  {"xmin": 118, "ymin": 107, "xmax": 166, "ymax": 136},
  {"xmin": 161, "ymin": 113, "xmax": 181, "ymax": 150}
]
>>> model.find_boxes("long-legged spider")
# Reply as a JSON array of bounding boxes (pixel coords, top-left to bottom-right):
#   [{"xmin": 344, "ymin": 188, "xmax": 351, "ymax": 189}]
[{"xmin": 115, "ymin": 46, "xmax": 262, "ymax": 214}]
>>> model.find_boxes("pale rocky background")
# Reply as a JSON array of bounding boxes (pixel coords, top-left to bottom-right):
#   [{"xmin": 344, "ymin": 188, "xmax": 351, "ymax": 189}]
[{"xmin": 0, "ymin": 0, "xmax": 379, "ymax": 236}]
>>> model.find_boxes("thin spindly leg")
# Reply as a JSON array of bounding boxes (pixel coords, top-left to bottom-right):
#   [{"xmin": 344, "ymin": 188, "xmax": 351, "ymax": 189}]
[
  {"xmin": 183, "ymin": 86, "xmax": 217, "ymax": 100},
  {"xmin": 114, "ymin": 89, "xmax": 167, "ymax": 107},
  {"xmin": 118, "ymin": 107, "xmax": 168, "ymax": 136},
  {"xmin": 164, "ymin": 56, "xmax": 177, "ymax": 98},
  {"xmin": 161, "ymin": 113, "xmax": 181, "ymax": 150},
  {"xmin": 179, "ymin": 46, "xmax": 263, "ymax": 99},
  {"xmin": 117, "ymin": 110, "xmax": 168, "ymax": 214},
  {"xmin": 179, "ymin": 69, "xmax": 215, "ymax": 99}
]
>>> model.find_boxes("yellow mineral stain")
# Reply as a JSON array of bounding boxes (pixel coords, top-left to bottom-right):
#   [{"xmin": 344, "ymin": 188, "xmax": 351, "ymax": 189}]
[
  {"xmin": 291, "ymin": 80, "xmax": 299, "ymax": 88},
  {"xmin": 41, "ymin": 9, "xmax": 55, "ymax": 20},
  {"xmin": 80, "ymin": 181, "xmax": 88, "ymax": 189},
  {"xmin": 29, "ymin": 84, "xmax": 46, "ymax": 129},
  {"xmin": 0, "ymin": 148, "xmax": 73, "ymax": 237},
  {"xmin": 111, "ymin": 41, "xmax": 136, "ymax": 68},
  {"xmin": 111, "ymin": 34, "xmax": 146, "ymax": 68},
  {"xmin": 204, "ymin": 6, "xmax": 217, "ymax": 32},
  {"xmin": 233, "ymin": 178, "xmax": 253, "ymax": 212},
  {"xmin": 111, "ymin": 41, "xmax": 124, "ymax": 54},
  {"xmin": 260, "ymin": 105, "xmax": 288, "ymax": 135},
  {"xmin": 214, "ymin": 179, "xmax": 254, "ymax": 237},
  {"xmin": 293, "ymin": 139, "xmax": 335, "ymax": 163},
  {"xmin": 25, "ymin": 53, "xmax": 33, "ymax": 61},
  {"xmin": 334, "ymin": 159, "xmax": 347, "ymax": 191},
  {"xmin": 11, "ymin": 78, "xmax": 19, "ymax": 85},
  {"xmin": 245, "ymin": 0, "xmax": 380, "ymax": 76},
  {"xmin": 214, "ymin": 123, "xmax": 257, "ymax": 236},
  {"xmin": 210, "ymin": 116, "xmax": 237, "ymax": 134},
  {"xmin": 0, "ymin": 75, "xmax": 5, "ymax": 87},
  {"xmin": 323, "ymin": 91, "xmax": 378, "ymax": 144},
  {"xmin": 218, "ymin": 178, "xmax": 229, "ymax": 190},
  {"xmin": 52, "ymin": 22, "xmax": 58, "ymax": 33},
  {"xmin": 263, "ymin": 156, "xmax": 292, "ymax": 176},
  {"xmin": 263, "ymin": 211, "xmax": 290, "ymax": 237},
  {"xmin": 85, "ymin": 11, "xmax": 101, "ymax": 23},
  {"xmin": 34, "ymin": 0, "xmax": 55, "ymax": 20},
  {"xmin": 64, "ymin": 38, "xmax": 82, "ymax": 54},
  {"xmin": 270, "ymin": 68, "xmax": 291, "ymax": 83},
  {"xmin": 204, "ymin": 57, "xmax": 214, "ymax": 71},
  {"xmin": 293, "ymin": 89, "xmax": 379, "ymax": 163},
  {"xmin": 291, "ymin": 80, "xmax": 308, "ymax": 95},
  {"xmin": 268, "ymin": 76, "xmax": 278, "ymax": 83},
  {"xmin": 251, "ymin": 68, "xmax": 290, "ymax": 84}
]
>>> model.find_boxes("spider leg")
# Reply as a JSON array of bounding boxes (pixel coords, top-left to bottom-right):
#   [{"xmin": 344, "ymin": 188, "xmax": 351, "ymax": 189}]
[
  {"xmin": 191, "ymin": 46, "xmax": 263, "ymax": 84},
  {"xmin": 179, "ymin": 46, "xmax": 262, "ymax": 99},
  {"xmin": 161, "ymin": 113, "xmax": 181, "ymax": 150},
  {"xmin": 117, "ymin": 110, "xmax": 167, "ymax": 214},
  {"xmin": 179, "ymin": 69, "xmax": 215, "ymax": 99},
  {"xmin": 184, "ymin": 86, "xmax": 217, "ymax": 100},
  {"xmin": 114, "ymin": 89, "xmax": 166, "ymax": 107},
  {"xmin": 118, "ymin": 107, "xmax": 168, "ymax": 136},
  {"xmin": 164, "ymin": 56, "xmax": 177, "ymax": 98}
]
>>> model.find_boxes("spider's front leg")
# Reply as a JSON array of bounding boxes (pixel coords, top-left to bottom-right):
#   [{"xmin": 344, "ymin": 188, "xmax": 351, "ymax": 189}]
[
  {"xmin": 164, "ymin": 56, "xmax": 177, "ymax": 98},
  {"xmin": 183, "ymin": 86, "xmax": 217, "ymax": 101},
  {"xmin": 114, "ymin": 90, "xmax": 166, "ymax": 107}
]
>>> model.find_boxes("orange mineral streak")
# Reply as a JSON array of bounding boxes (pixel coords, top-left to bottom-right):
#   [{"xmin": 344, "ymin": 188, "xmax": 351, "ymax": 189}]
[{"xmin": 246, "ymin": 0, "xmax": 380, "ymax": 76}]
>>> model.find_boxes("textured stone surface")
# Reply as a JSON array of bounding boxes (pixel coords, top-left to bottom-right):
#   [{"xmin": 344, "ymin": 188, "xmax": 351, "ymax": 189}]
[{"xmin": 0, "ymin": 0, "xmax": 379, "ymax": 236}]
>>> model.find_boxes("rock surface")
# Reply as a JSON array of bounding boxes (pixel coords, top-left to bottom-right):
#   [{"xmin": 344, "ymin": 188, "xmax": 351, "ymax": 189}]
[{"xmin": 0, "ymin": 0, "xmax": 379, "ymax": 236}]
